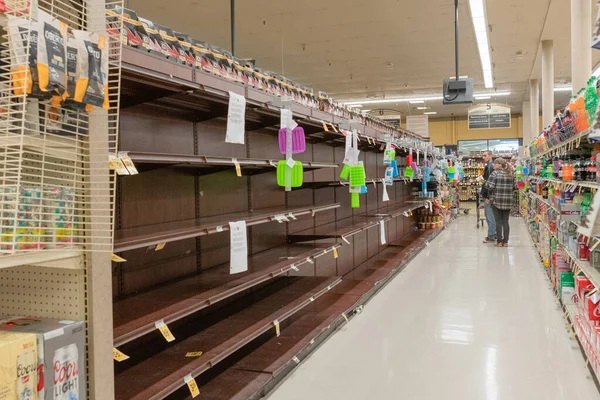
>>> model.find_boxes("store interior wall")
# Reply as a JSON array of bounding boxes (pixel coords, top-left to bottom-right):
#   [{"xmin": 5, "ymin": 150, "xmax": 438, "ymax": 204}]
[{"xmin": 413, "ymin": 115, "xmax": 544, "ymax": 146}]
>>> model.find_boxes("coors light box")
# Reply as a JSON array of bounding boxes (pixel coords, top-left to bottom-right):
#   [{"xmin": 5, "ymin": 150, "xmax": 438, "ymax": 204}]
[{"xmin": 0, "ymin": 317, "xmax": 85, "ymax": 400}]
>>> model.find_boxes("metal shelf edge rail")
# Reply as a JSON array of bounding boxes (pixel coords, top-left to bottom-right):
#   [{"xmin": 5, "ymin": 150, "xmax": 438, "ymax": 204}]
[
  {"xmin": 287, "ymin": 201, "xmax": 426, "ymax": 243},
  {"xmin": 134, "ymin": 277, "xmax": 342, "ymax": 400},
  {"xmin": 114, "ymin": 203, "xmax": 340, "ymax": 252},
  {"xmin": 113, "ymin": 243, "xmax": 344, "ymax": 346},
  {"xmin": 120, "ymin": 46, "xmax": 431, "ymax": 151}
]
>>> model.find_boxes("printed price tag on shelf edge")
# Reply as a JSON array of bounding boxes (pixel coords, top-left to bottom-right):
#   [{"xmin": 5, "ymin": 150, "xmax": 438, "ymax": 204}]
[
  {"xmin": 118, "ymin": 152, "xmax": 139, "ymax": 175},
  {"xmin": 225, "ymin": 91, "xmax": 246, "ymax": 144},
  {"xmin": 380, "ymin": 221, "xmax": 386, "ymax": 245},
  {"xmin": 184, "ymin": 374, "xmax": 200, "ymax": 398},
  {"xmin": 274, "ymin": 319, "xmax": 281, "ymax": 337},
  {"xmin": 109, "ymin": 155, "xmax": 129, "ymax": 176},
  {"xmin": 333, "ymin": 247, "xmax": 339, "ymax": 259},
  {"xmin": 229, "ymin": 220, "xmax": 248, "ymax": 274},
  {"xmin": 155, "ymin": 319, "xmax": 176, "ymax": 342},
  {"xmin": 185, "ymin": 351, "xmax": 204, "ymax": 358},
  {"xmin": 232, "ymin": 158, "xmax": 242, "ymax": 177},
  {"xmin": 113, "ymin": 348, "xmax": 129, "ymax": 362},
  {"xmin": 111, "ymin": 254, "xmax": 127, "ymax": 263}
]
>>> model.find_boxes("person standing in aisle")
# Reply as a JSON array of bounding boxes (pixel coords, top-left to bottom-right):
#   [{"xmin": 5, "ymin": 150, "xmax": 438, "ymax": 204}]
[
  {"xmin": 484, "ymin": 158, "xmax": 515, "ymax": 247},
  {"xmin": 479, "ymin": 150, "xmax": 496, "ymax": 243}
]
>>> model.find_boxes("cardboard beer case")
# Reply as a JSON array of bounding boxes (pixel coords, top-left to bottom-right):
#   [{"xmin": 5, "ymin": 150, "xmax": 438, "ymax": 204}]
[
  {"xmin": 0, "ymin": 317, "xmax": 85, "ymax": 400},
  {"xmin": 0, "ymin": 330, "xmax": 37, "ymax": 400}
]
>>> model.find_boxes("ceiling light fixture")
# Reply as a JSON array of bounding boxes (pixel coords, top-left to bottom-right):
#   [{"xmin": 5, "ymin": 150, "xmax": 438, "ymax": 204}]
[
  {"xmin": 424, "ymin": 112, "xmax": 437, "ymax": 115},
  {"xmin": 347, "ymin": 104, "xmax": 364, "ymax": 108},
  {"xmin": 416, "ymin": 107, "xmax": 431, "ymax": 110},
  {"xmin": 342, "ymin": 92, "xmax": 510, "ymax": 106},
  {"xmin": 474, "ymin": 96, "xmax": 491, "ymax": 100},
  {"xmin": 468, "ymin": 0, "xmax": 494, "ymax": 88},
  {"xmin": 553, "ymin": 87, "xmax": 572, "ymax": 92}
]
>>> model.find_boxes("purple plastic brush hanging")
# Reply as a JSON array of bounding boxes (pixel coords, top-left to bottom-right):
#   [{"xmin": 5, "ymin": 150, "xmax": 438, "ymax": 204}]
[{"xmin": 278, "ymin": 126, "xmax": 306, "ymax": 154}]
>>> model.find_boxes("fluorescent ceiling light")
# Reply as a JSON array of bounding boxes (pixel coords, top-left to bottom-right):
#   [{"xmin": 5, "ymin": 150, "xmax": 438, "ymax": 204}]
[
  {"xmin": 416, "ymin": 107, "xmax": 430, "ymax": 110},
  {"xmin": 344, "ymin": 96, "xmax": 444, "ymax": 106},
  {"xmin": 449, "ymin": 75, "xmax": 469, "ymax": 79},
  {"xmin": 474, "ymin": 91, "xmax": 510, "ymax": 97},
  {"xmin": 474, "ymin": 96, "xmax": 491, "ymax": 100},
  {"xmin": 343, "ymin": 92, "xmax": 510, "ymax": 106},
  {"xmin": 424, "ymin": 112, "xmax": 437, "ymax": 115},
  {"xmin": 554, "ymin": 87, "xmax": 572, "ymax": 92},
  {"xmin": 469, "ymin": 0, "xmax": 494, "ymax": 88},
  {"xmin": 348, "ymin": 104, "xmax": 363, "ymax": 108}
]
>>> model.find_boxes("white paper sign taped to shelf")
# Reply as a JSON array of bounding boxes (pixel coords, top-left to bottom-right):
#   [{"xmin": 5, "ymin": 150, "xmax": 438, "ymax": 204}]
[
  {"xmin": 229, "ymin": 220, "xmax": 248, "ymax": 274},
  {"xmin": 226, "ymin": 91, "xmax": 246, "ymax": 144},
  {"xmin": 380, "ymin": 221, "xmax": 386, "ymax": 245}
]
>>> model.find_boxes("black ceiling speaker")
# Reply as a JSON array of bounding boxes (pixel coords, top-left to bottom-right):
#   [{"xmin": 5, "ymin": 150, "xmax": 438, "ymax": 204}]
[{"xmin": 443, "ymin": 0, "xmax": 474, "ymax": 105}]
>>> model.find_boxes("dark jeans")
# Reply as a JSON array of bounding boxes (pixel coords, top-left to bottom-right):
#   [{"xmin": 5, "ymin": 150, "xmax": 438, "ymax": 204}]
[{"xmin": 492, "ymin": 206, "xmax": 510, "ymax": 243}]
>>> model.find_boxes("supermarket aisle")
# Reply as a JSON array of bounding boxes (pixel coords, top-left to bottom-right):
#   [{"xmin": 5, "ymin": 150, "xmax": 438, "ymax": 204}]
[{"xmin": 268, "ymin": 216, "xmax": 599, "ymax": 400}]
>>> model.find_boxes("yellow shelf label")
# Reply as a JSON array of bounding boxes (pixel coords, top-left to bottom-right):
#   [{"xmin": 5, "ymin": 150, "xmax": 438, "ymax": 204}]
[
  {"xmin": 184, "ymin": 375, "xmax": 200, "ymax": 398},
  {"xmin": 113, "ymin": 348, "xmax": 129, "ymax": 362},
  {"xmin": 322, "ymin": 121, "xmax": 329, "ymax": 132},
  {"xmin": 111, "ymin": 254, "xmax": 127, "ymax": 263},
  {"xmin": 333, "ymin": 247, "xmax": 338, "ymax": 259},
  {"xmin": 185, "ymin": 351, "xmax": 204, "ymax": 358},
  {"xmin": 155, "ymin": 243, "xmax": 166, "ymax": 251},
  {"xmin": 155, "ymin": 320, "xmax": 176, "ymax": 342},
  {"xmin": 273, "ymin": 319, "xmax": 280, "ymax": 337}
]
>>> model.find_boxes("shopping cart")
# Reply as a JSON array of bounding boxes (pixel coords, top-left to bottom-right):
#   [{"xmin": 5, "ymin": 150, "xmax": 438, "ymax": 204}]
[{"xmin": 475, "ymin": 189, "xmax": 486, "ymax": 229}]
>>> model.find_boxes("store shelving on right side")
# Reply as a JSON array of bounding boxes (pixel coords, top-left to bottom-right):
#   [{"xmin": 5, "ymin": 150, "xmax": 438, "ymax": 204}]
[{"xmin": 522, "ymin": 83, "xmax": 600, "ymax": 381}]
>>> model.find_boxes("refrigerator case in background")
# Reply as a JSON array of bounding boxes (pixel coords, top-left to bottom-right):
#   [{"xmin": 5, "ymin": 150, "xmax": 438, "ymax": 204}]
[
  {"xmin": 0, "ymin": 318, "xmax": 85, "ymax": 400},
  {"xmin": 0, "ymin": 331, "xmax": 37, "ymax": 400}
]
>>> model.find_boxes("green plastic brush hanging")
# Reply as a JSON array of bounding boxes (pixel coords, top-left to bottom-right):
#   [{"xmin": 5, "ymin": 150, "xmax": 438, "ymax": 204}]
[
  {"xmin": 351, "ymin": 192, "xmax": 360, "ymax": 208},
  {"xmin": 349, "ymin": 162, "xmax": 366, "ymax": 187},
  {"xmin": 340, "ymin": 164, "xmax": 350, "ymax": 180},
  {"xmin": 277, "ymin": 160, "xmax": 303, "ymax": 187}
]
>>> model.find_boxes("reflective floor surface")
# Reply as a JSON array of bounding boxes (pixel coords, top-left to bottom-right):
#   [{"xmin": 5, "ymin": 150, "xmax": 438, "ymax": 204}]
[{"xmin": 268, "ymin": 216, "xmax": 600, "ymax": 400}]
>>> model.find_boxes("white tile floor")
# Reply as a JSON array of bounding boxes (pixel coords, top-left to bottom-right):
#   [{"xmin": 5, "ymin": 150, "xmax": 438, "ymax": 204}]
[{"xmin": 268, "ymin": 216, "xmax": 600, "ymax": 400}]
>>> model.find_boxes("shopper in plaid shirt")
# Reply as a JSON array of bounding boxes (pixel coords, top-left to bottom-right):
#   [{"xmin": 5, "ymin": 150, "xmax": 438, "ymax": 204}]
[{"xmin": 484, "ymin": 158, "xmax": 515, "ymax": 247}]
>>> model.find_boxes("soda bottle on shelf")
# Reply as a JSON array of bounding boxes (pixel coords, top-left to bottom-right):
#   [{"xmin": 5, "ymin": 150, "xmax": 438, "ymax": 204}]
[
  {"xmin": 558, "ymin": 156, "xmax": 564, "ymax": 180},
  {"xmin": 590, "ymin": 156, "xmax": 598, "ymax": 182},
  {"xmin": 574, "ymin": 157, "xmax": 582, "ymax": 181},
  {"xmin": 563, "ymin": 157, "xmax": 574, "ymax": 181},
  {"xmin": 553, "ymin": 155, "xmax": 560, "ymax": 179}
]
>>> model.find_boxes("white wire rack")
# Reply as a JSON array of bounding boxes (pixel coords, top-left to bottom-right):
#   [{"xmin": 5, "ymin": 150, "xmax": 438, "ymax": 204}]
[{"xmin": 0, "ymin": 0, "xmax": 122, "ymax": 269}]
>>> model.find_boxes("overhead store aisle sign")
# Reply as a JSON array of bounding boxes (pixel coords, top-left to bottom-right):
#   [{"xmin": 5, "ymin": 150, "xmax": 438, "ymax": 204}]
[
  {"xmin": 468, "ymin": 104, "xmax": 511, "ymax": 129},
  {"xmin": 406, "ymin": 115, "xmax": 429, "ymax": 138}
]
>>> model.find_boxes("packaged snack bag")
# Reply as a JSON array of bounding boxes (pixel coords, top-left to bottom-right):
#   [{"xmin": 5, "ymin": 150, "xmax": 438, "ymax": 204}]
[{"xmin": 37, "ymin": 10, "xmax": 67, "ymax": 96}]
